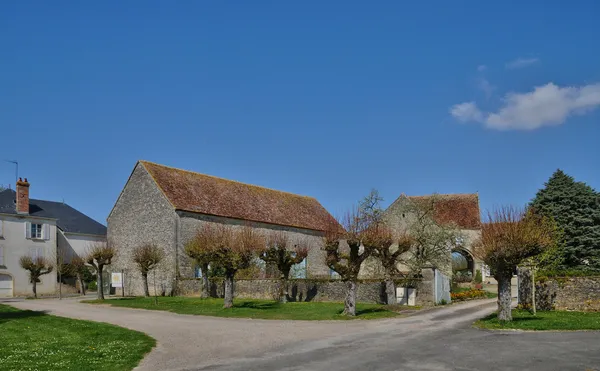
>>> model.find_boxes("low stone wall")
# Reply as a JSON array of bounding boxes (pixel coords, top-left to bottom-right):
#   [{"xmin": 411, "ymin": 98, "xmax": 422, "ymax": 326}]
[
  {"xmin": 518, "ymin": 268, "xmax": 600, "ymax": 311},
  {"xmin": 177, "ymin": 277, "xmax": 432, "ymax": 306}
]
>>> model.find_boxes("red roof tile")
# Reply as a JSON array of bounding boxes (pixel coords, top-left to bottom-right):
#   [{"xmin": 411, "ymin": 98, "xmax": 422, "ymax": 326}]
[
  {"xmin": 140, "ymin": 161, "xmax": 338, "ymax": 232},
  {"xmin": 406, "ymin": 193, "xmax": 481, "ymax": 229}
]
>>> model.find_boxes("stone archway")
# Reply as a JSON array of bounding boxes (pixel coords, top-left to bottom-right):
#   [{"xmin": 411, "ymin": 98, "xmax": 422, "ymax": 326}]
[{"xmin": 451, "ymin": 248, "xmax": 475, "ymax": 282}]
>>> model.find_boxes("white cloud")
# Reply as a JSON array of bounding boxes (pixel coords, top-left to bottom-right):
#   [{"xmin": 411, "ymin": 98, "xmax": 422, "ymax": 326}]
[
  {"xmin": 477, "ymin": 77, "xmax": 495, "ymax": 99},
  {"xmin": 450, "ymin": 82, "xmax": 600, "ymax": 130},
  {"xmin": 506, "ymin": 57, "xmax": 539, "ymax": 69},
  {"xmin": 449, "ymin": 102, "xmax": 483, "ymax": 123},
  {"xmin": 477, "ymin": 65, "xmax": 487, "ymax": 72}
]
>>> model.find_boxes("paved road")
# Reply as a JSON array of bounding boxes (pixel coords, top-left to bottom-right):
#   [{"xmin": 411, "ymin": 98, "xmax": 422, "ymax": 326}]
[{"xmin": 3, "ymin": 298, "xmax": 599, "ymax": 371}]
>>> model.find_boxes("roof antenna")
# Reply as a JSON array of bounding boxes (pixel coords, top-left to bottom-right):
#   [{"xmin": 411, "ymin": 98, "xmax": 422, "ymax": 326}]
[{"xmin": 4, "ymin": 160, "xmax": 18, "ymax": 185}]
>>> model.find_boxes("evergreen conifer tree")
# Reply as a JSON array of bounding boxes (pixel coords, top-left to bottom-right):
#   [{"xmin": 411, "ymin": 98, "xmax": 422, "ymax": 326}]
[{"xmin": 531, "ymin": 169, "xmax": 600, "ymax": 270}]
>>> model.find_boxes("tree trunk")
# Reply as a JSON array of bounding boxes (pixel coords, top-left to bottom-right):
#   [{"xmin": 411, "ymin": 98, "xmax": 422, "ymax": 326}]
[
  {"xmin": 497, "ymin": 273, "xmax": 513, "ymax": 321},
  {"xmin": 77, "ymin": 274, "xmax": 86, "ymax": 296},
  {"xmin": 201, "ymin": 263, "xmax": 210, "ymax": 298},
  {"xmin": 531, "ymin": 267, "xmax": 536, "ymax": 316},
  {"xmin": 97, "ymin": 266, "xmax": 105, "ymax": 300},
  {"xmin": 279, "ymin": 276, "xmax": 288, "ymax": 304},
  {"xmin": 32, "ymin": 279, "xmax": 37, "ymax": 299},
  {"xmin": 223, "ymin": 273, "xmax": 234, "ymax": 309},
  {"xmin": 142, "ymin": 272, "xmax": 150, "ymax": 297},
  {"xmin": 343, "ymin": 280, "xmax": 357, "ymax": 316},
  {"xmin": 58, "ymin": 271, "xmax": 62, "ymax": 300},
  {"xmin": 278, "ymin": 266, "xmax": 291, "ymax": 304},
  {"xmin": 385, "ymin": 278, "xmax": 396, "ymax": 305}
]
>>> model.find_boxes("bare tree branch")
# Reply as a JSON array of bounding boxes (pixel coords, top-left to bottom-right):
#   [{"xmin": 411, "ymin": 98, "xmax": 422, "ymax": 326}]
[
  {"xmin": 86, "ymin": 240, "xmax": 115, "ymax": 300},
  {"xmin": 132, "ymin": 244, "xmax": 164, "ymax": 297},
  {"xmin": 19, "ymin": 256, "xmax": 53, "ymax": 299}
]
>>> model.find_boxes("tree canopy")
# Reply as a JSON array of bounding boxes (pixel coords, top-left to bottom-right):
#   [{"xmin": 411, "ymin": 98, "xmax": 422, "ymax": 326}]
[{"xmin": 530, "ymin": 169, "xmax": 600, "ymax": 270}]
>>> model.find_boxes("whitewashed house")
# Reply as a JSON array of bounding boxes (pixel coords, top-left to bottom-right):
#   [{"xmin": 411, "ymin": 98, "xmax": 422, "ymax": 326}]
[{"xmin": 0, "ymin": 179, "xmax": 106, "ymax": 297}]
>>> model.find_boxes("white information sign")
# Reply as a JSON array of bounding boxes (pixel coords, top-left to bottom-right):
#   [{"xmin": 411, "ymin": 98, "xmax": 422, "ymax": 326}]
[{"xmin": 111, "ymin": 272, "xmax": 123, "ymax": 288}]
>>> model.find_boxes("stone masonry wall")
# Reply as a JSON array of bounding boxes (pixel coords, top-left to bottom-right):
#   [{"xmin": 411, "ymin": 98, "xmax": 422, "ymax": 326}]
[
  {"xmin": 177, "ymin": 212, "xmax": 329, "ymax": 279},
  {"xmin": 108, "ymin": 163, "xmax": 178, "ymax": 296},
  {"xmin": 518, "ymin": 268, "xmax": 600, "ymax": 311},
  {"xmin": 177, "ymin": 278, "xmax": 433, "ymax": 305},
  {"xmin": 554, "ymin": 277, "xmax": 600, "ymax": 311}
]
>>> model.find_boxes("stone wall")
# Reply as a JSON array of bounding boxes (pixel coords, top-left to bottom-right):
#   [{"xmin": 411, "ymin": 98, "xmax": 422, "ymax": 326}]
[
  {"xmin": 177, "ymin": 273, "xmax": 434, "ymax": 306},
  {"xmin": 178, "ymin": 279, "xmax": 383, "ymax": 303},
  {"xmin": 518, "ymin": 268, "xmax": 600, "ymax": 311},
  {"xmin": 176, "ymin": 212, "xmax": 329, "ymax": 279},
  {"xmin": 108, "ymin": 163, "xmax": 178, "ymax": 296}
]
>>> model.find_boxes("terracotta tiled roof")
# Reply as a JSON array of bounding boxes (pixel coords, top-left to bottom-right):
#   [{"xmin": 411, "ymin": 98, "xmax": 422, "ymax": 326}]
[
  {"xmin": 140, "ymin": 161, "xmax": 338, "ymax": 232},
  {"xmin": 405, "ymin": 193, "xmax": 481, "ymax": 229}
]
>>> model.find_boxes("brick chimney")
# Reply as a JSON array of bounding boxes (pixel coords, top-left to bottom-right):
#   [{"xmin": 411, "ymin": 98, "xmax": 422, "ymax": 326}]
[{"xmin": 16, "ymin": 177, "xmax": 30, "ymax": 214}]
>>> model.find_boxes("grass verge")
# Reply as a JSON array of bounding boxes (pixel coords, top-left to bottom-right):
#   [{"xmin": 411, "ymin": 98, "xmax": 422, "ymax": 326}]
[
  {"xmin": 0, "ymin": 304, "xmax": 155, "ymax": 371},
  {"xmin": 83, "ymin": 297, "xmax": 404, "ymax": 320},
  {"xmin": 475, "ymin": 309, "xmax": 600, "ymax": 331}
]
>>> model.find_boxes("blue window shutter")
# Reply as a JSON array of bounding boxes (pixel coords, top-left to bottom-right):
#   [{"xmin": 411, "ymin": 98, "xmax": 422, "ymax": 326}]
[{"xmin": 25, "ymin": 222, "xmax": 32, "ymax": 239}]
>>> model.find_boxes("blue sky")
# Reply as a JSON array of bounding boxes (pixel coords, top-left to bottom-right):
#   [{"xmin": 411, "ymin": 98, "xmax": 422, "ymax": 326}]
[{"xmin": 1, "ymin": 1, "xmax": 599, "ymax": 225}]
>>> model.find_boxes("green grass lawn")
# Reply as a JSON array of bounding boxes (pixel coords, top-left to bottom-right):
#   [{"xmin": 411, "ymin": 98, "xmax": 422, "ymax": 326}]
[
  {"xmin": 83, "ymin": 297, "xmax": 404, "ymax": 320},
  {"xmin": 0, "ymin": 304, "xmax": 155, "ymax": 371},
  {"xmin": 484, "ymin": 291, "xmax": 498, "ymax": 299},
  {"xmin": 475, "ymin": 309, "xmax": 600, "ymax": 331}
]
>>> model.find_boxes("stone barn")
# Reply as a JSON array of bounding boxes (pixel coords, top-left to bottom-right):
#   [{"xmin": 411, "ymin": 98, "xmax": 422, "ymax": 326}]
[{"xmin": 107, "ymin": 161, "xmax": 338, "ymax": 296}]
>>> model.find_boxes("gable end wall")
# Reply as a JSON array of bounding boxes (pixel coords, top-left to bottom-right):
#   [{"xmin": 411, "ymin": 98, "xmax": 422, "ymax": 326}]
[{"xmin": 108, "ymin": 163, "xmax": 177, "ymax": 296}]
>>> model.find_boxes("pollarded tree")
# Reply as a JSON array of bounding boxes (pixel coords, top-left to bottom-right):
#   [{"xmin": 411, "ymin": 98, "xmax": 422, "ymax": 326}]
[
  {"xmin": 369, "ymin": 193, "xmax": 460, "ymax": 305},
  {"xmin": 70, "ymin": 256, "xmax": 89, "ymax": 296},
  {"xmin": 184, "ymin": 225, "xmax": 216, "ymax": 298},
  {"xmin": 531, "ymin": 169, "xmax": 600, "ymax": 270},
  {"xmin": 86, "ymin": 241, "xmax": 115, "ymax": 300},
  {"xmin": 200, "ymin": 224, "xmax": 264, "ymax": 308},
  {"xmin": 132, "ymin": 244, "xmax": 165, "ymax": 297},
  {"xmin": 369, "ymin": 229, "xmax": 413, "ymax": 305},
  {"xmin": 473, "ymin": 206, "xmax": 557, "ymax": 321},
  {"xmin": 56, "ymin": 245, "xmax": 72, "ymax": 300},
  {"xmin": 358, "ymin": 190, "xmax": 414, "ymax": 305},
  {"xmin": 324, "ymin": 206, "xmax": 375, "ymax": 317},
  {"xmin": 259, "ymin": 232, "xmax": 308, "ymax": 303},
  {"xmin": 19, "ymin": 256, "xmax": 54, "ymax": 299}
]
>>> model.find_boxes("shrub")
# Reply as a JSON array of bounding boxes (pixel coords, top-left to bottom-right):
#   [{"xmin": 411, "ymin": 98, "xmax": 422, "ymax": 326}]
[
  {"xmin": 474, "ymin": 269, "xmax": 483, "ymax": 284},
  {"xmin": 452, "ymin": 270, "xmax": 473, "ymax": 283},
  {"xmin": 88, "ymin": 281, "xmax": 98, "ymax": 291},
  {"xmin": 538, "ymin": 268, "xmax": 600, "ymax": 278}
]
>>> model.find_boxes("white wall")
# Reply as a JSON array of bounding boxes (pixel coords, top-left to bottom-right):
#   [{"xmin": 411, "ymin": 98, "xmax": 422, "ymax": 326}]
[
  {"xmin": 0, "ymin": 214, "xmax": 58, "ymax": 296},
  {"xmin": 57, "ymin": 231, "xmax": 105, "ymax": 262}
]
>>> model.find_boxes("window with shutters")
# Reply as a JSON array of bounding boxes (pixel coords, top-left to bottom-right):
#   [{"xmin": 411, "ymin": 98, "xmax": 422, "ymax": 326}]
[
  {"xmin": 0, "ymin": 245, "xmax": 4, "ymax": 266},
  {"xmin": 31, "ymin": 223, "xmax": 43, "ymax": 239}
]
